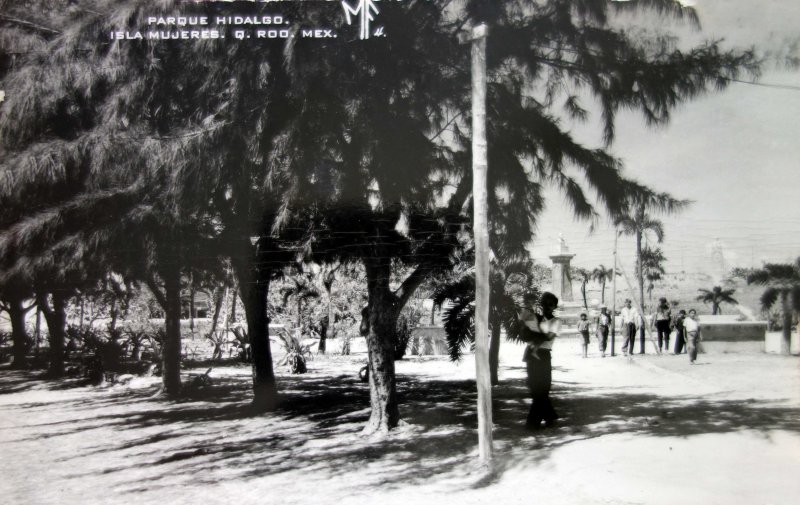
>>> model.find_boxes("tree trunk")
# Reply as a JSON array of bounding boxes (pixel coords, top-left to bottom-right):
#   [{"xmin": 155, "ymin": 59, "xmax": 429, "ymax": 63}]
[
  {"xmin": 40, "ymin": 292, "xmax": 68, "ymax": 378},
  {"xmin": 189, "ymin": 277, "xmax": 196, "ymax": 332},
  {"xmin": 162, "ymin": 266, "xmax": 183, "ymax": 396},
  {"xmin": 229, "ymin": 286, "xmax": 238, "ymax": 323},
  {"xmin": 363, "ymin": 256, "xmax": 400, "ymax": 434},
  {"xmin": 78, "ymin": 298, "xmax": 85, "ymax": 330},
  {"xmin": 208, "ymin": 284, "xmax": 226, "ymax": 357},
  {"xmin": 601, "ymin": 279, "xmax": 606, "ymax": 305},
  {"xmin": 581, "ymin": 282, "xmax": 588, "ymax": 310},
  {"xmin": 234, "ymin": 259, "xmax": 279, "ymax": 411},
  {"xmin": 489, "ymin": 322, "xmax": 501, "ymax": 386},
  {"xmin": 296, "ymin": 299, "xmax": 302, "ymax": 329},
  {"xmin": 131, "ymin": 339, "xmax": 142, "ymax": 361},
  {"xmin": 109, "ymin": 299, "xmax": 118, "ymax": 331},
  {"xmin": 318, "ymin": 317, "xmax": 328, "ymax": 354},
  {"xmin": 8, "ymin": 297, "xmax": 31, "ymax": 369},
  {"xmin": 34, "ymin": 307, "xmax": 41, "ymax": 355},
  {"xmin": 321, "ymin": 270, "xmax": 336, "ymax": 354},
  {"xmin": 321, "ymin": 293, "xmax": 334, "ymax": 353},
  {"xmin": 781, "ymin": 293, "xmax": 792, "ymax": 356},
  {"xmin": 636, "ymin": 231, "xmax": 644, "ymax": 310}
]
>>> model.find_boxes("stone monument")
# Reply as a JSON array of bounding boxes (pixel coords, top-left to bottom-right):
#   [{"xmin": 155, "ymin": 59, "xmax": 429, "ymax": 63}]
[
  {"xmin": 548, "ymin": 234, "xmax": 584, "ymax": 328},
  {"xmin": 549, "ymin": 234, "xmax": 575, "ymax": 302}
]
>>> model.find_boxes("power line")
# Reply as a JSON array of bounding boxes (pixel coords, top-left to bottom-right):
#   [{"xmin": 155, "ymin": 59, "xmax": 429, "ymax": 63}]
[{"xmin": 728, "ymin": 78, "xmax": 800, "ymax": 92}]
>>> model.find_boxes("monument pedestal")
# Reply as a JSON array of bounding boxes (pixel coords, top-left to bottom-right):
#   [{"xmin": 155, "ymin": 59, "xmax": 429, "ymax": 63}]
[
  {"xmin": 556, "ymin": 301, "xmax": 586, "ymax": 329},
  {"xmin": 549, "ymin": 253, "xmax": 575, "ymax": 302},
  {"xmin": 548, "ymin": 236, "xmax": 585, "ymax": 329}
]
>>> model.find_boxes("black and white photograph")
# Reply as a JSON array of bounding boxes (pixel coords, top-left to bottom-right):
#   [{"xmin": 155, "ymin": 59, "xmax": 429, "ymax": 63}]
[{"xmin": 1, "ymin": 1, "xmax": 798, "ymax": 504}]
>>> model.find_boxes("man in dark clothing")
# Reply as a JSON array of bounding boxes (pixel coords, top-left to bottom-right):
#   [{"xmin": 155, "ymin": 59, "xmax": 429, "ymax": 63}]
[
  {"xmin": 673, "ymin": 310, "xmax": 687, "ymax": 354},
  {"xmin": 595, "ymin": 306, "xmax": 610, "ymax": 357}
]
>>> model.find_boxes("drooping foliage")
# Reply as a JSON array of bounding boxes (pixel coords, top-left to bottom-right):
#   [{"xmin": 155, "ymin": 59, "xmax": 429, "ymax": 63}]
[
  {"xmin": 432, "ymin": 258, "xmax": 541, "ymax": 386},
  {"xmin": 0, "ymin": 0, "xmax": 760, "ymax": 424}
]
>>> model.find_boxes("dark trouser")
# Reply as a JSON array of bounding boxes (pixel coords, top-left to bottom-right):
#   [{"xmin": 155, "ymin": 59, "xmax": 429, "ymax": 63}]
[
  {"xmin": 687, "ymin": 331, "xmax": 700, "ymax": 362},
  {"xmin": 639, "ymin": 326, "xmax": 646, "ymax": 354},
  {"xmin": 597, "ymin": 325, "xmax": 609, "ymax": 353},
  {"xmin": 526, "ymin": 349, "xmax": 557, "ymax": 426},
  {"xmin": 656, "ymin": 320, "xmax": 671, "ymax": 351},
  {"xmin": 674, "ymin": 329, "xmax": 685, "ymax": 354},
  {"xmin": 622, "ymin": 323, "xmax": 636, "ymax": 354}
]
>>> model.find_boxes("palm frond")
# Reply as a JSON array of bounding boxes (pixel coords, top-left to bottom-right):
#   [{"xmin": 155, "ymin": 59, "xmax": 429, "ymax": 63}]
[{"xmin": 760, "ymin": 287, "xmax": 781, "ymax": 311}]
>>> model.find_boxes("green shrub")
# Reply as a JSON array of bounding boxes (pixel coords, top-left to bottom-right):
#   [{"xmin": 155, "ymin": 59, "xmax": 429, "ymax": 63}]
[{"xmin": 273, "ymin": 330, "xmax": 313, "ymax": 374}]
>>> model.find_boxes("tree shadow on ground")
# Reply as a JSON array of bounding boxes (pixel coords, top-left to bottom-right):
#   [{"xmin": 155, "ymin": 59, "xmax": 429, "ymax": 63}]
[{"xmin": 1, "ymin": 362, "xmax": 798, "ymax": 495}]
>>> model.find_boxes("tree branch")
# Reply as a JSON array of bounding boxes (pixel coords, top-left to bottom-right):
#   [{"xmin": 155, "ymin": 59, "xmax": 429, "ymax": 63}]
[
  {"xmin": 35, "ymin": 292, "xmax": 53, "ymax": 318},
  {"xmin": 0, "ymin": 14, "xmax": 60, "ymax": 36},
  {"xmin": 145, "ymin": 274, "xmax": 167, "ymax": 310},
  {"xmin": 394, "ymin": 265, "xmax": 431, "ymax": 310}
]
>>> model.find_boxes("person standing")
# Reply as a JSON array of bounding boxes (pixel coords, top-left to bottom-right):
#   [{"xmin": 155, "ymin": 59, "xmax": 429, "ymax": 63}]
[
  {"xmin": 577, "ymin": 312, "xmax": 591, "ymax": 358},
  {"xmin": 521, "ymin": 291, "xmax": 561, "ymax": 429},
  {"xmin": 684, "ymin": 309, "xmax": 701, "ymax": 363},
  {"xmin": 595, "ymin": 306, "xmax": 610, "ymax": 357},
  {"xmin": 673, "ymin": 309, "xmax": 687, "ymax": 354},
  {"xmin": 620, "ymin": 299, "xmax": 637, "ymax": 356},
  {"xmin": 651, "ymin": 297, "xmax": 672, "ymax": 353}
]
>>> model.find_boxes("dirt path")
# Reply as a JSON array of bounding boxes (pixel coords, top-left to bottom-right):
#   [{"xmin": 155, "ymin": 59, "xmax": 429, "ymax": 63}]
[{"xmin": 0, "ymin": 342, "xmax": 798, "ymax": 505}]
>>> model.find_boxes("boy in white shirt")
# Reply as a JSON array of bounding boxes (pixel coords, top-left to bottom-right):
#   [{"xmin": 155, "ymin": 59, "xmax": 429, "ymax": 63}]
[{"xmin": 684, "ymin": 309, "xmax": 701, "ymax": 363}]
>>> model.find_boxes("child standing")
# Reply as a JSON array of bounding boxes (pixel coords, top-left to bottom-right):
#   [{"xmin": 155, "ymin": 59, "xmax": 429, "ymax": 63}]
[
  {"xmin": 684, "ymin": 309, "xmax": 701, "ymax": 363},
  {"xmin": 519, "ymin": 293, "xmax": 545, "ymax": 361},
  {"xmin": 577, "ymin": 312, "xmax": 591, "ymax": 358}
]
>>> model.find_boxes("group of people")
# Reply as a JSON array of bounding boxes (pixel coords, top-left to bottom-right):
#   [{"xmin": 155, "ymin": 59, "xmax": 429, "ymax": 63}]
[
  {"xmin": 518, "ymin": 292, "xmax": 703, "ymax": 430},
  {"xmin": 622, "ymin": 297, "xmax": 701, "ymax": 362},
  {"xmin": 574, "ymin": 297, "xmax": 701, "ymax": 362}
]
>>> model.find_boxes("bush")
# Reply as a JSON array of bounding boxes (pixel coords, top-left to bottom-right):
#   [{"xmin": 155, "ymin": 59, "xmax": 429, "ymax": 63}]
[
  {"xmin": 273, "ymin": 330, "xmax": 313, "ymax": 374},
  {"xmin": 230, "ymin": 324, "xmax": 251, "ymax": 362}
]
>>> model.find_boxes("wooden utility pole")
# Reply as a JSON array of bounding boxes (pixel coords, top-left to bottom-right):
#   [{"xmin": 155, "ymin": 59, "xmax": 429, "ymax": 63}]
[
  {"xmin": 471, "ymin": 23, "xmax": 493, "ymax": 463},
  {"xmin": 610, "ymin": 229, "xmax": 618, "ymax": 356}
]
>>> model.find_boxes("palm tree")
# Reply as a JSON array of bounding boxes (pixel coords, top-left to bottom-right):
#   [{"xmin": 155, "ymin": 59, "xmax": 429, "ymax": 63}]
[
  {"xmin": 616, "ymin": 202, "xmax": 683, "ymax": 310},
  {"xmin": 747, "ymin": 259, "xmax": 800, "ymax": 355},
  {"xmin": 696, "ymin": 286, "xmax": 738, "ymax": 315},
  {"xmin": 433, "ymin": 260, "xmax": 540, "ymax": 386},
  {"xmin": 317, "ymin": 263, "xmax": 342, "ymax": 355},
  {"xmin": 591, "ymin": 265, "xmax": 614, "ymax": 305},
  {"xmin": 573, "ymin": 267, "xmax": 592, "ymax": 310},
  {"xmin": 280, "ymin": 266, "xmax": 322, "ymax": 330},
  {"xmin": 642, "ymin": 247, "xmax": 667, "ymax": 311}
]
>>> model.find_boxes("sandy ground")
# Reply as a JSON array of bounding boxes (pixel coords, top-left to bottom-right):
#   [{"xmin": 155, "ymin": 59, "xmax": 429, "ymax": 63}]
[{"xmin": 1, "ymin": 338, "xmax": 798, "ymax": 505}]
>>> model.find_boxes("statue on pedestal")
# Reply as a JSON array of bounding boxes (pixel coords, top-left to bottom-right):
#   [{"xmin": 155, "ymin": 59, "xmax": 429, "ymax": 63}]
[{"xmin": 549, "ymin": 235, "xmax": 575, "ymax": 302}]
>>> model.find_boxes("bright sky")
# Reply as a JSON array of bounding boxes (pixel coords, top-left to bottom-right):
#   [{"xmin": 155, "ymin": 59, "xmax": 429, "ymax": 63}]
[{"xmin": 528, "ymin": 0, "xmax": 800, "ymax": 275}]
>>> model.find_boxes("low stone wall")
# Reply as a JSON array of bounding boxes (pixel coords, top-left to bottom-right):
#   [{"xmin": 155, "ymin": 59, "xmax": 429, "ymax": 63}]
[
  {"xmin": 697, "ymin": 321, "xmax": 767, "ymax": 342},
  {"xmin": 410, "ymin": 326, "xmax": 449, "ymax": 356}
]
